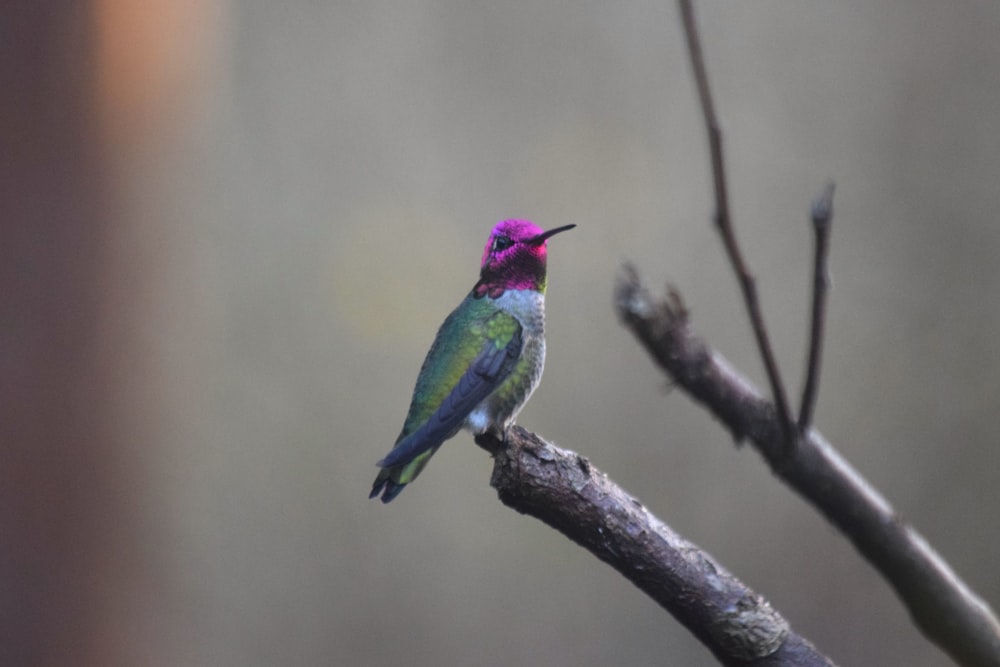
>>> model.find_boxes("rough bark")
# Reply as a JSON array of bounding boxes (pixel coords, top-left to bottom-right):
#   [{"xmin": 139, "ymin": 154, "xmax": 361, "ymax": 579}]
[{"xmin": 477, "ymin": 428, "xmax": 836, "ymax": 667}]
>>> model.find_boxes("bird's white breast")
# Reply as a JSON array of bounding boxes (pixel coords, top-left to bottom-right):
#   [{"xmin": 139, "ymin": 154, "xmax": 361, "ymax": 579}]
[{"xmin": 492, "ymin": 289, "xmax": 546, "ymax": 336}]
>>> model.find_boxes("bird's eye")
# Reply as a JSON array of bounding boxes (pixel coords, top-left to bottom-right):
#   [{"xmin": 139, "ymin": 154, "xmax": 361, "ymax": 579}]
[{"xmin": 492, "ymin": 235, "xmax": 513, "ymax": 252}]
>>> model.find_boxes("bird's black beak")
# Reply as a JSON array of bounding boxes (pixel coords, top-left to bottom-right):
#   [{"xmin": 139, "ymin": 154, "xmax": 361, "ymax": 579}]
[{"xmin": 528, "ymin": 224, "xmax": 576, "ymax": 245}]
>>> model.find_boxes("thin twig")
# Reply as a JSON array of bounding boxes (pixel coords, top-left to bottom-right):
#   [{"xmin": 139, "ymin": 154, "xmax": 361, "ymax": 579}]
[
  {"xmin": 677, "ymin": 0, "xmax": 797, "ymax": 454},
  {"xmin": 477, "ymin": 426, "xmax": 836, "ymax": 667},
  {"xmin": 798, "ymin": 182, "xmax": 835, "ymax": 432}
]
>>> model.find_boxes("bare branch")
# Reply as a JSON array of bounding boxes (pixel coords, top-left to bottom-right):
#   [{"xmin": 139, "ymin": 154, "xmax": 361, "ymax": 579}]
[
  {"xmin": 798, "ymin": 182, "xmax": 836, "ymax": 432},
  {"xmin": 615, "ymin": 266, "xmax": 1000, "ymax": 667},
  {"xmin": 476, "ymin": 427, "xmax": 836, "ymax": 667},
  {"xmin": 678, "ymin": 0, "xmax": 797, "ymax": 454}
]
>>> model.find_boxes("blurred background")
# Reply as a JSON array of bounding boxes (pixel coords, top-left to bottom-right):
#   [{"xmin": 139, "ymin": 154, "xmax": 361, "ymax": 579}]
[{"xmin": 4, "ymin": 1, "xmax": 999, "ymax": 665}]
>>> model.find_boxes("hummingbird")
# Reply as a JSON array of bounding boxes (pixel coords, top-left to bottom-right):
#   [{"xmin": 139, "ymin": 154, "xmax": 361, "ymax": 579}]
[{"xmin": 370, "ymin": 219, "xmax": 575, "ymax": 503}]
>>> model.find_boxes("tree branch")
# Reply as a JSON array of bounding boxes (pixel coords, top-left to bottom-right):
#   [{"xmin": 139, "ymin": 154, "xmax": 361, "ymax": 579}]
[
  {"xmin": 476, "ymin": 427, "xmax": 835, "ymax": 667},
  {"xmin": 615, "ymin": 266, "xmax": 1000, "ymax": 667},
  {"xmin": 678, "ymin": 0, "xmax": 797, "ymax": 454},
  {"xmin": 798, "ymin": 182, "xmax": 835, "ymax": 432}
]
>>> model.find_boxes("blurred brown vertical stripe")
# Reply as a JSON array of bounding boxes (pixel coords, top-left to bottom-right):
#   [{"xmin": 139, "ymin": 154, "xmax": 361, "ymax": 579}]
[{"xmin": 0, "ymin": 2, "xmax": 154, "ymax": 665}]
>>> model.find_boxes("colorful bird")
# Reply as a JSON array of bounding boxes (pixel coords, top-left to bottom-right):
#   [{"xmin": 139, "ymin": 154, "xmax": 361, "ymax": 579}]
[{"xmin": 370, "ymin": 219, "xmax": 575, "ymax": 502}]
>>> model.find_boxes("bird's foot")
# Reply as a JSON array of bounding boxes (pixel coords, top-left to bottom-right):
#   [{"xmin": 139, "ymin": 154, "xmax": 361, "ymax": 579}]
[{"xmin": 474, "ymin": 429, "xmax": 502, "ymax": 454}]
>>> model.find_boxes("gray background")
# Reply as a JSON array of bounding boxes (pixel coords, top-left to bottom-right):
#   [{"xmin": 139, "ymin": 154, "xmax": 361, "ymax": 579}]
[{"xmin": 128, "ymin": 2, "xmax": 1000, "ymax": 665}]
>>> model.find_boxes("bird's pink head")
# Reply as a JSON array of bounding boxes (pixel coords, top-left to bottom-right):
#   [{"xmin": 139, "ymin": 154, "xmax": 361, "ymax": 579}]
[{"xmin": 474, "ymin": 219, "xmax": 575, "ymax": 298}]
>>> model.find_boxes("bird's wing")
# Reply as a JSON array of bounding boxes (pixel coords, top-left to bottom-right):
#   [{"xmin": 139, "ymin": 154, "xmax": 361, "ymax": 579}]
[{"xmin": 377, "ymin": 318, "xmax": 522, "ymax": 469}]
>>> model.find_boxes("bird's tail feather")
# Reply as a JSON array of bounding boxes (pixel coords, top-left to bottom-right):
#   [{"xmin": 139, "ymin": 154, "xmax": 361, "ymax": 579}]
[
  {"xmin": 369, "ymin": 446, "xmax": 440, "ymax": 503},
  {"xmin": 369, "ymin": 475, "xmax": 406, "ymax": 503}
]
